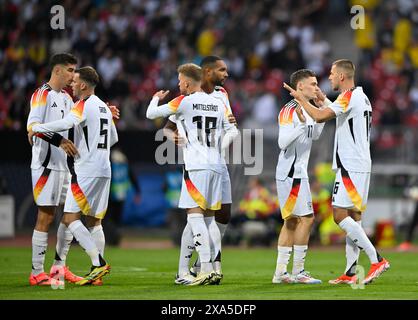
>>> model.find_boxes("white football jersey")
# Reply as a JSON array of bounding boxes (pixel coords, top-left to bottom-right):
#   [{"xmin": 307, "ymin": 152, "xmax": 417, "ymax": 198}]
[
  {"xmin": 328, "ymin": 87, "xmax": 372, "ymax": 173},
  {"xmin": 211, "ymin": 86, "xmax": 232, "ymax": 113},
  {"xmin": 168, "ymin": 86, "xmax": 233, "ymax": 166},
  {"xmin": 27, "ymin": 83, "xmax": 74, "ymax": 171},
  {"xmin": 148, "ymin": 91, "xmax": 235, "ymax": 173},
  {"xmin": 276, "ymin": 99, "xmax": 324, "ymax": 180},
  {"xmin": 32, "ymin": 95, "xmax": 118, "ymax": 178}
]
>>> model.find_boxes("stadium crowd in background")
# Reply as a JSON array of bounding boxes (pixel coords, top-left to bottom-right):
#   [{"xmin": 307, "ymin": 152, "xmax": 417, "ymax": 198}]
[{"xmin": 1, "ymin": 0, "xmax": 416, "ymax": 133}]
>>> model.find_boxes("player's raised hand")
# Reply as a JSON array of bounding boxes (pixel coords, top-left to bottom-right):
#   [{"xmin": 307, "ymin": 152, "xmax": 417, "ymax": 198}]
[
  {"xmin": 295, "ymin": 105, "xmax": 306, "ymax": 123},
  {"xmin": 228, "ymin": 113, "xmax": 237, "ymax": 125},
  {"xmin": 107, "ymin": 103, "xmax": 120, "ymax": 120},
  {"xmin": 313, "ymin": 88, "xmax": 326, "ymax": 108},
  {"xmin": 283, "ymin": 83, "xmax": 303, "ymax": 101},
  {"xmin": 153, "ymin": 90, "xmax": 170, "ymax": 100},
  {"xmin": 59, "ymin": 138, "xmax": 79, "ymax": 158},
  {"xmin": 283, "ymin": 82, "xmax": 296, "ymax": 96}
]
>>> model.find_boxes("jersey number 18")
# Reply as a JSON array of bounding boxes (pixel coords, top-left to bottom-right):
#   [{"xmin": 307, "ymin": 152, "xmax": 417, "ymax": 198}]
[{"xmin": 192, "ymin": 116, "xmax": 217, "ymax": 147}]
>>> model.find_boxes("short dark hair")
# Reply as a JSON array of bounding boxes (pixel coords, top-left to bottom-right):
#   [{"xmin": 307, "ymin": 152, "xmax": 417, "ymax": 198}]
[
  {"xmin": 290, "ymin": 69, "xmax": 316, "ymax": 89},
  {"xmin": 76, "ymin": 66, "xmax": 100, "ymax": 87},
  {"xmin": 177, "ymin": 63, "xmax": 202, "ymax": 82},
  {"xmin": 49, "ymin": 53, "xmax": 77, "ymax": 70},
  {"xmin": 200, "ymin": 55, "xmax": 222, "ymax": 68},
  {"xmin": 333, "ymin": 59, "xmax": 355, "ymax": 79}
]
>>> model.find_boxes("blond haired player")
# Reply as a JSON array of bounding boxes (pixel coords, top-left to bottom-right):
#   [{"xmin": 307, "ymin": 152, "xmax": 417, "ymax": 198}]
[
  {"xmin": 164, "ymin": 56, "xmax": 236, "ymax": 285},
  {"xmin": 146, "ymin": 63, "xmax": 238, "ymax": 285}
]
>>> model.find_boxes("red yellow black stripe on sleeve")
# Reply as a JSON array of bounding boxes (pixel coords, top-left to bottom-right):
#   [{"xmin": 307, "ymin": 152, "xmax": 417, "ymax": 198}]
[
  {"xmin": 30, "ymin": 88, "xmax": 49, "ymax": 109},
  {"xmin": 335, "ymin": 90, "xmax": 353, "ymax": 113},
  {"xmin": 279, "ymin": 106, "xmax": 296, "ymax": 125},
  {"xmin": 70, "ymin": 100, "xmax": 86, "ymax": 119},
  {"xmin": 168, "ymin": 95, "xmax": 185, "ymax": 112}
]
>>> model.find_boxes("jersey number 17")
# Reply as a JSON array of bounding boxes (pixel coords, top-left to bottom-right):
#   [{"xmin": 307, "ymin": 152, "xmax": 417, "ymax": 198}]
[{"xmin": 364, "ymin": 111, "xmax": 372, "ymax": 141}]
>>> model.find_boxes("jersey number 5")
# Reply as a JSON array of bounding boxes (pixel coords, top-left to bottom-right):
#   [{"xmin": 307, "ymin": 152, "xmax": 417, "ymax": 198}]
[
  {"xmin": 97, "ymin": 118, "xmax": 108, "ymax": 149},
  {"xmin": 192, "ymin": 116, "xmax": 217, "ymax": 147}
]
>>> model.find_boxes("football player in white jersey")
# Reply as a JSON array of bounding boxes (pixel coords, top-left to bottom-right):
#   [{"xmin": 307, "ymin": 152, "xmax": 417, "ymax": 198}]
[
  {"xmin": 30, "ymin": 67, "xmax": 118, "ymax": 285},
  {"xmin": 284, "ymin": 59, "xmax": 390, "ymax": 285},
  {"xmin": 26, "ymin": 53, "xmax": 82, "ymax": 286},
  {"xmin": 146, "ymin": 63, "xmax": 238, "ymax": 285},
  {"xmin": 163, "ymin": 56, "xmax": 236, "ymax": 284},
  {"xmin": 273, "ymin": 69, "xmax": 325, "ymax": 285}
]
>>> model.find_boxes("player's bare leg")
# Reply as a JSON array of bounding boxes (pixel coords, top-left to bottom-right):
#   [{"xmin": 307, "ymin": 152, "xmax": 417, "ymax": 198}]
[
  {"xmin": 273, "ymin": 217, "xmax": 297, "ymax": 283},
  {"xmin": 292, "ymin": 214, "xmax": 321, "ymax": 284},
  {"xmin": 215, "ymin": 203, "xmax": 230, "ymax": 236}
]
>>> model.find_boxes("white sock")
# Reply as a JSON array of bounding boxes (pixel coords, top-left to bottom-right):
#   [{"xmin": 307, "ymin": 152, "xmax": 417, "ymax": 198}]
[
  {"xmin": 32, "ymin": 230, "xmax": 48, "ymax": 275},
  {"xmin": 194, "ymin": 222, "xmax": 228, "ymax": 268},
  {"xmin": 68, "ymin": 220, "xmax": 101, "ymax": 266},
  {"xmin": 178, "ymin": 223, "xmax": 195, "ymax": 276},
  {"xmin": 53, "ymin": 223, "xmax": 73, "ymax": 267},
  {"xmin": 187, "ymin": 213, "xmax": 213, "ymax": 273},
  {"xmin": 216, "ymin": 222, "xmax": 228, "ymax": 239},
  {"xmin": 345, "ymin": 220, "xmax": 362, "ymax": 275},
  {"xmin": 339, "ymin": 217, "xmax": 378, "ymax": 264},
  {"xmin": 89, "ymin": 225, "xmax": 105, "ymax": 257},
  {"xmin": 205, "ymin": 216, "xmax": 222, "ymax": 272},
  {"xmin": 292, "ymin": 245, "xmax": 308, "ymax": 275},
  {"xmin": 275, "ymin": 246, "xmax": 292, "ymax": 275}
]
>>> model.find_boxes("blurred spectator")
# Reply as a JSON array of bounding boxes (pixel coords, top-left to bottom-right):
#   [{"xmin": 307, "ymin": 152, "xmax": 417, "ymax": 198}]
[
  {"xmin": 164, "ymin": 167, "xmax": 184, "ymax": 246},
  {"xmin": 311, "ymin": 178, "xmax": 344, "ymax": 245},
  {"xmin": 301, "ymin": 31, "xmax": 330, "ymax": 75},
  {"xmin": 314, "ymin": 162, "xmax": 335, "ymax": 191},
  {"xmin": 397, "ymin": 182, "xmax": 418, "ymax": 251},
  {"xmin": 0, "ymin": 0, "xmax": 333, "ymax": 132},
  {"xmin": 0, "ymin": 0, "xmax": 416, "ymax": 136},
  {"xmin": 227, "ymin": 177, "xmax": 280, "ymax": 246},
  {"xmin": 97, "ymin": 49, "xmax": 123, "ymax": 88},
  {"xmin": 238, "ymin": 177, "xmax": 279, "ymax": 220}
]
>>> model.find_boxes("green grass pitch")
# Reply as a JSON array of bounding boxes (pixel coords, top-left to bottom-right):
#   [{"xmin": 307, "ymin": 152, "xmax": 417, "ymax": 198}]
[{"xmin": 0, "ymin": 246, "xmax": 417, "ymax": 300}]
